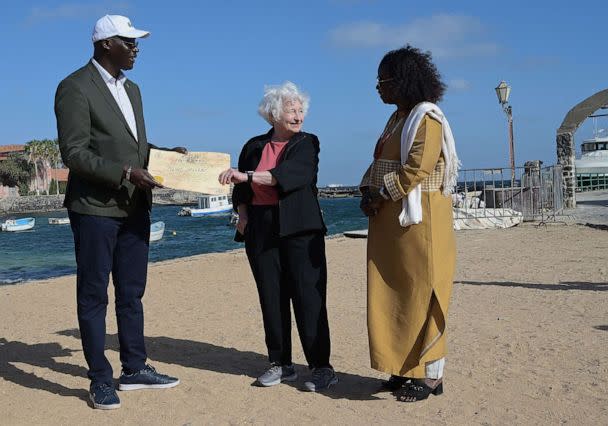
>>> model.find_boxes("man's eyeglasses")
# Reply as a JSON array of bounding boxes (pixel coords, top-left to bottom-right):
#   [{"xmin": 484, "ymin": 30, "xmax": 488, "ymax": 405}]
[
  {"xmin": 376, "ymin": 77, "xmax": 395, "ymax": 85},
  {"xmin": 112, "ymin": 37, "xmax": 138, "ymax": 50}
]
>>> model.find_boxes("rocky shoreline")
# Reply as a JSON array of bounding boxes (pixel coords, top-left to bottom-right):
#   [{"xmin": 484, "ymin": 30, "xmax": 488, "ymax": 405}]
[{"xmin": 0, "ymin": 189, "xmax": 202, "ymax": 216}]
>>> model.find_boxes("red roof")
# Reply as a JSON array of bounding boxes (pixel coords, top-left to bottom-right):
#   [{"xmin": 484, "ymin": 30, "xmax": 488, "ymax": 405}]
[
  {"xmin": 0, "ymin": 144, "xmax": 25, "ymax": 154},
  {"xmin": 50, "ymin": 168, "xmax": 69, "ymax": 182}
]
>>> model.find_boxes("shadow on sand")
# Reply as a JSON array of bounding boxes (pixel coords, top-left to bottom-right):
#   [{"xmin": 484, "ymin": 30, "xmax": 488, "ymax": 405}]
[
  {"xmin": 55, "ymin": 329, "xmax": 384, "ymax": 401},
  {"xmin": 457, "ymin": 280, "xmax": 608, "ymax": 291},
  {"xmin": 0, "ymin": 338, "xmax": 89, "ymax": 402}
]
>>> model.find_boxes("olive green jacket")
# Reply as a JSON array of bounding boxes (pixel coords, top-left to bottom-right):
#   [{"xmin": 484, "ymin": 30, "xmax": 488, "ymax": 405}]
[{"xmin": 54, "ymin": 61, "xmax": 151, "ymax": 217}]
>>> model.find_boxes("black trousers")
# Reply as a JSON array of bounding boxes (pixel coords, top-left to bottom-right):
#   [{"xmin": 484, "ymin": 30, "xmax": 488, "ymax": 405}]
[
  {"xmin": 68, "ymin": 209, "xmax": 150, "ymax": 385},
  {"xmin": 245, "ymin": 205, "xmax": 331, "ymax": 368}
]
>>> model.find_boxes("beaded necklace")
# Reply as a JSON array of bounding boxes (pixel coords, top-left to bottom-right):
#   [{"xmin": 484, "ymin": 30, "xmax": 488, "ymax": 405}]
[{"xmin": 373, "ymin": 111, "xmax": 406, "ymax": 159}]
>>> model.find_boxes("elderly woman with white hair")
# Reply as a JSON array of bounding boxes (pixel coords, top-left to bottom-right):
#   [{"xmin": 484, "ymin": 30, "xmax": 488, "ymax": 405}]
[{"xmin": 218, "ymin": 82, "xmax": 336, "ymax": 392}]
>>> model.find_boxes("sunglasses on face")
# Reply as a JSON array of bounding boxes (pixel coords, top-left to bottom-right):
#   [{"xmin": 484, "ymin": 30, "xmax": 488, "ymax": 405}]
[
  {"xmin": 376, "ymin": 77, "xmax": 395, "ymax": 85},
  {"xmin": 112, "ymin": 37, "xmax": 138, "ymax": 50}
]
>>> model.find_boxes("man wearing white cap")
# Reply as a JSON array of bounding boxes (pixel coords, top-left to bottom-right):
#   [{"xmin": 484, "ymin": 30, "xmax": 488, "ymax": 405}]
[{"xmin": 55, "ymin": 15, "xmax": 185, "ymax": 410}]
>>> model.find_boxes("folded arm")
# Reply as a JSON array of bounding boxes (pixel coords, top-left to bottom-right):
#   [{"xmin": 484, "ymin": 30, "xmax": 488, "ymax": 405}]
[
  {"xmin": 383, "ymin": 116, "xmax": 442, "ymax": 201},
  {"xmin": 269, "ymin": 136, "xmax": 319, "ymax": 194}
]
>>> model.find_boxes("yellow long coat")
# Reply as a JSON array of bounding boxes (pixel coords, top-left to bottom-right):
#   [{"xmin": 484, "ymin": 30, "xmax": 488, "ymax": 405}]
[{"xmin": 365, "ymin": 113, "xmax": 456, "ymax": 378}]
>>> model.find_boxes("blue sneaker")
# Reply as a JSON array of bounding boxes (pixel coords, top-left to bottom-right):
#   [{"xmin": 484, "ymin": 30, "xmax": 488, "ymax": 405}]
[
  {"xmin": 303, "ymin": 367, "xmax": 338, "ymax": 392},
  {"xmin": 89, "ymin": 383, "xmax": 121, "ymax": 410},
  {"xmin": 118, "ymin": 364, "xmax": 180, "ymax": 391}
]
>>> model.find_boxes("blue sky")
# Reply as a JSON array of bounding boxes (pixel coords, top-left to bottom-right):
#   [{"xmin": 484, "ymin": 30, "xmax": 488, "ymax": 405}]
[{"xmin": 1, "ymin": 0, "xmax": 607, "ymax": 185}]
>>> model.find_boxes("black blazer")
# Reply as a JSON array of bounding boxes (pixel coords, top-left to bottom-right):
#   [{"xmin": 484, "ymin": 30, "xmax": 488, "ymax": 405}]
[
  {"xmin": 232, "ymin": 129, "xmax": 326, "ymax": 239},
  {"xmin": 55, "ymin": 61, "xmax": 151, "ymax": 217}
]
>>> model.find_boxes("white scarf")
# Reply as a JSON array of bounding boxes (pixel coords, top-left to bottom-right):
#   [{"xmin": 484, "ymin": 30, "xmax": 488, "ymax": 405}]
[{"xmin": 398, "ymin": 102, "xmax": 460, "ymax": 227}]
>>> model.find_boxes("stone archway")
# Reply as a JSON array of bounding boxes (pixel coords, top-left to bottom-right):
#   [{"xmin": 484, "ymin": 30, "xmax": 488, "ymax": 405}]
[{"xmin": 557, "ymin": 89, "xmax": 608, "ymax": 208}]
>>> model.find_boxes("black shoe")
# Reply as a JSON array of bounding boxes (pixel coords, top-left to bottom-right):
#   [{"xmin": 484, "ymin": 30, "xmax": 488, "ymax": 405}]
[
  {"xmin": 89, "ymin": 383, "xmax": 121, "ymax": 410},
  {"xmin": 379, "ymin": 375, "xmax": 410, "ymax": 392},
  {"xmin": 118, "ymin": 364, "xmax": 180, "ymax": 391},
  {"xmin": 395, "ymin": 380, "xmax": 443, "ymax": 402}
]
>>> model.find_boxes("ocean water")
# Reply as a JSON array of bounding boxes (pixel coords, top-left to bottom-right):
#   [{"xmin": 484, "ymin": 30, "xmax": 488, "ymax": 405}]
[{"xmin": 0, "ymin": 197, "xmax": 367, "ymax": 285}]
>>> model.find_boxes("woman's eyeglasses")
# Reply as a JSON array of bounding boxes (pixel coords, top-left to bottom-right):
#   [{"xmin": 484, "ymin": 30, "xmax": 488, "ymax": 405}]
[{"xmin": 376, "ymin": 77, "xmax": 395, "ymax": 85}]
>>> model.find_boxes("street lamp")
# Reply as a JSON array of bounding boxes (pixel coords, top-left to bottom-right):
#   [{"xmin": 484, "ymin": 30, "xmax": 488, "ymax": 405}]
[{"xmin": 495, "ymin": 80, "xmax": 516, "ymax": 186}]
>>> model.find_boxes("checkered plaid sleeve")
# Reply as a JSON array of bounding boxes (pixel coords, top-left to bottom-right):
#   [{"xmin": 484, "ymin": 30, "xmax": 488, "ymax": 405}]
[{"xmin": 383, "ymin": 171, "xmax": 404, "ymax": 201}]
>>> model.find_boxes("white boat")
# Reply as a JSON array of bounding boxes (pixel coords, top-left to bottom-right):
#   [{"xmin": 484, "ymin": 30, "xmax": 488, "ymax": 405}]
[
  {"xmin": 575, "ymin": 118, "xmax": 608, "ymax": 190},
  {"xmin": 48, "ymin": 217, "xmax": 70, "ymax": 225},
  {"xmin": 576, "ymin": 135, "xmax": 608, "ymax": 172},
  {"xmin": 1, "ymin": 217, "xmax": 35, "ymax": 232},
  {"xmin": 150, "ymin": 221, "xmax": 165, "ymax": 242},
  {"xmin": 178, "ymin": 194, "xmax": 232, "ymax": 217}
]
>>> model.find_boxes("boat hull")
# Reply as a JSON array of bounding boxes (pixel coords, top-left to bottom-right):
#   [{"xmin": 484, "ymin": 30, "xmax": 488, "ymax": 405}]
[
  {"xmin": 48, "ymin": 217, "xmax": 70, "ymax": 225},
  {"xmin": 179, "ymin": 205, "xmax": 233, "ymax": 217},
  {"xmin": 1, "ymin": 218, "xmax": 35, "ymax": 232},
  {"xmin": 150, "ymin": 221, "xmax": 165, "ymax": 242}
]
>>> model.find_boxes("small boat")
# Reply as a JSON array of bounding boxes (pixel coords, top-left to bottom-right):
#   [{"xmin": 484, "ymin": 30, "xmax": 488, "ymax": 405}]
[
  {"xmin": 150, "ymin": 221, "xmax": 165, "ymax": 242},
  {"xmin": 48, "ymin": 217, "xmax": 70, "ymax": 225},
  {"xmin": 1, "ymin": 217, "xmax": 35, "ymax": 232},
  {"xmin": 178, "ymin": 194, "xmax": 232, "ymax": 217}
]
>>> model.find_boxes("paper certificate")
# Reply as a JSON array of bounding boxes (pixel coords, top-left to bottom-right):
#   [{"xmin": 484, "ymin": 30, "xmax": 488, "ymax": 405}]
[{"xmin": 147, "ymin": 149, "xmax": 230, "ymax": 195}]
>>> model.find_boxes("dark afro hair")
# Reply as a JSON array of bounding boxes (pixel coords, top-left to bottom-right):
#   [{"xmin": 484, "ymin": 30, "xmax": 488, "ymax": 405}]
[{"xmin": 379, "ymin": 45, "xmax": 446, "ymax": 106}]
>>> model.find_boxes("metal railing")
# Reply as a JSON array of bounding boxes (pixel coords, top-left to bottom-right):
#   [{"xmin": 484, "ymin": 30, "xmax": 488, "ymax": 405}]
[
  {"xmin": 576, "ymin": 173, "xmax": 608, "ymax": 192},
  {"xmin": 454, "ymin": 164, "xmax": 564, "ymax": 222}
]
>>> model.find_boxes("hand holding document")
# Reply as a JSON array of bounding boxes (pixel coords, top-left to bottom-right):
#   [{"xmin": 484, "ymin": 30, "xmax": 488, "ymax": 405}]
[{"xmin": 148, "ymin": 149, "xmax": 231, "ymax": 194}]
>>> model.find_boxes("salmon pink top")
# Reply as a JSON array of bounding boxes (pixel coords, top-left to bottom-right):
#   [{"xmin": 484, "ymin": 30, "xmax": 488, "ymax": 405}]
[{"xmin": 251, "ymin": 141, "xmax": 289, "ymax": 205}]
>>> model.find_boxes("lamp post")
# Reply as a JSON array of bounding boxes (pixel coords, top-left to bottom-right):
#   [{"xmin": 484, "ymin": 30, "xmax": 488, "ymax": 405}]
[{"xmin": 495, "ymin": 80, "xmax": 516, "ymax": 186}]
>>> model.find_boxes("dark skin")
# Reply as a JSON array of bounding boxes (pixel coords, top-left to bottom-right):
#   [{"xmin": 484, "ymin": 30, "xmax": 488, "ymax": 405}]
[
  {"xmin": 369, "ymin": 62, "xmax": 443, "ymax": 402},
  {"xmin": 93, "ymin": 37, "xmax": 188, "ymax": 190}
]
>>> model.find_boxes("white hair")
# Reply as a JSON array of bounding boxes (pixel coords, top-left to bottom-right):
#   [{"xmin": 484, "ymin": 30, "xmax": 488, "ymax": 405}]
[{"xmin": 257, "ymin": 81, "xmax": 310, "ymax": 125}]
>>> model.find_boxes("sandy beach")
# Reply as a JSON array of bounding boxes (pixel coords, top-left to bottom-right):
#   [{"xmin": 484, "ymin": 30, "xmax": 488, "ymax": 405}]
[{"xmin": 1, "ymin": 223, "xmax": 607, "ymax": 425}]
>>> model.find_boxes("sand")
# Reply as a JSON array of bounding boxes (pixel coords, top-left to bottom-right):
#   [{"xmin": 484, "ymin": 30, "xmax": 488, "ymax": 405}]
[{"xmin": 1, "ymin": 223, "xmax": 607, "ymax": 425}]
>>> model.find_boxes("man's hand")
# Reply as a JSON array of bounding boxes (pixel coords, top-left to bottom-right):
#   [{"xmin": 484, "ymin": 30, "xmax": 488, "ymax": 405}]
[
  {"xmin": 360, "ymin": 187, "xmax": 384, "ymax": 217},
  {"xmin": 171, "ymin": 147, "xmax": 188, "ymax": 155},
  {"xmin": 129, "ymin": 168, "xmax": 164, "ymax": 189}
]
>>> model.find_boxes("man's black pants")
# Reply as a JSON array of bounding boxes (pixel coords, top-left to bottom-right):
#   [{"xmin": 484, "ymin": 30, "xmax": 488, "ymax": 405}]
[
  {"xmin": 68, "ymin": 208, "xmax": 150, "ymax": 386},
  {"xmin": 245, "ymin": 205, "xmax": 331, "ymax": 368}
]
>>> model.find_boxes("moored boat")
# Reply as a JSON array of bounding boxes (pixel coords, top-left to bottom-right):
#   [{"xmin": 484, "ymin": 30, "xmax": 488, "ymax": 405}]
[
  {"xmin": 1, "ymin": 217, "xmax": 35, "ymax": 232},
  {"xmin": 575, "ymin": 119, "xmax": 608, "ymax": 190},
  {"xmin": 150, "ymin": 221, "xmax": 165, "ymax": 242},
  {"xmin": 178, "ymin": 194, "xmax": 232, "ymax": 217},
  {"xmin": 48, "ymin": 217, "xmax": 70, "ymax": 225}
]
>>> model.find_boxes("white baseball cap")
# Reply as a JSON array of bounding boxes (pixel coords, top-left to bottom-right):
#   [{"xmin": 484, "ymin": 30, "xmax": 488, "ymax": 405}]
[{"xmin": 92, "ymin": 15, "xmax": 150, "ymax": 42}]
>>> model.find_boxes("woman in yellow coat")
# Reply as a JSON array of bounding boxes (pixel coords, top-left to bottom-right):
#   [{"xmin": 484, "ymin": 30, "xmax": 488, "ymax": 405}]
[{"xmin": 360, "ymin": 45, "xmax": 459, "ymax": 402}]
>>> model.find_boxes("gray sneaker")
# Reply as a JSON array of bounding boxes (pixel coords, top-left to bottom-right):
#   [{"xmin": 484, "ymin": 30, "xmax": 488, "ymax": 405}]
[
  {"xmin": 303, "ymin": 367, "xmax": 338, "ymax": 392},
  {"xmin": 257, "ymin": 364, "xmax": 297, "ymax": 387}
]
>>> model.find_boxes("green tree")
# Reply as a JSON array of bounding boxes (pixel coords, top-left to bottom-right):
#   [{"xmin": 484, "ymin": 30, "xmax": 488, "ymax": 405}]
[
  {"xmin": 0, "ymin": 153, "xmax": 33, "ymax": 195},
  {"xmin": 25, "ymin": 139, "xmax": 60, "ymax": 195}
]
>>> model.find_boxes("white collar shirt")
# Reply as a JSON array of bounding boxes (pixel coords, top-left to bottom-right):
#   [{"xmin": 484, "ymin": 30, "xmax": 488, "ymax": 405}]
[{"xmin": 91, "ymin": 58, "xmax": 138, "ymax": 141}]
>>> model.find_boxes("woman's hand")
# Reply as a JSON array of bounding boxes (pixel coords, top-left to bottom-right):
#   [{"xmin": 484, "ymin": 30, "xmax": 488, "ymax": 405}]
[
  {"xmin": 218, "ymin": 168, "xmax": 247, "ymax": 185},
  {"xmin": 360, "ymin": 188, "xmax": 384, "ymax": 217},
  {"xmin": 236, "ymin": 214, "xmax": 248, "ymax": 235}
]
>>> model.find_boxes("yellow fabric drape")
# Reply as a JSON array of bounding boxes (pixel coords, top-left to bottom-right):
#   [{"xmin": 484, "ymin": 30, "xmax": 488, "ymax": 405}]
[{"xmin": 365, "ymin": 114, "xmax": 456, "ymax": 378}]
